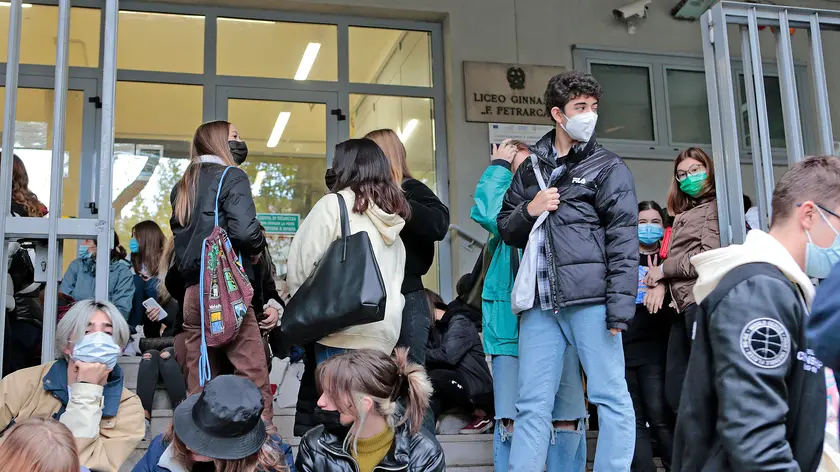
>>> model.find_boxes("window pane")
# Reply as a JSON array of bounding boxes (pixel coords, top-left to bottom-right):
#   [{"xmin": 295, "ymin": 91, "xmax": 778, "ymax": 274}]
[
  {"xmin": 0, "ymin": 5, "xmax": 100, "ymax": 67},
  {"xmin": 738, "ymin": 75, "xmax": 787, "ymax": 149},
  {"xmin": 0, "ymin": 87, "xmax": 86, "ymax": 271},
  {"xmin": 350, "ymin": 94, "xmax": 438, "ymax": 290},
  {"xmin": 118, "ymin": 11, "xmax": 204, "ymax": 73},
  {"xmin": 217, "ymin": 19, "xmax": 337, "ymax": 81},
  {"xmin": 113, "ymin": 82, "xmax": 203, "ymax": 245},
  {"xmin": 666, "ymin": 69, "xmax": 711, "ymax": 144},
  {"xmin": 590, "ymin": 63, "xmax": 655, "ymax": 141},
  {"xmin": 229, "ymin": 98, "xmax": 328, "ymax": 278},
  {"xmin": 349, "ymin": 27, "xmax": 432, "ymax": 87}
]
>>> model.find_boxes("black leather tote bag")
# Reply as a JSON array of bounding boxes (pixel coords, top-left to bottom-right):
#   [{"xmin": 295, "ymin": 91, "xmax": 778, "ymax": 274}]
[{"xmin": 281, "ymin": 193, "xmax": 387, "ymax": 344}]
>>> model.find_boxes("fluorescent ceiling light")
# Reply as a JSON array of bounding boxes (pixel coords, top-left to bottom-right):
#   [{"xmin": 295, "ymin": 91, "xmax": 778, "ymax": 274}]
[
  {"xmin": 0, "ymin": 2, "xmax": 34, "ymax": 7},
  {"xmin": 294, "ymin": 43, "xmax": 321, "ymax": 81},
  {"xmin": 218, "ymin": 17, "xmax": 274, "ymax": 25},
  {"xmin": 267, "ymin": 112, "xmax": 291, "ymax": 148},
  {"xmin": 398, "ymin": 119, "xmax": 419, "ymax": 142}
]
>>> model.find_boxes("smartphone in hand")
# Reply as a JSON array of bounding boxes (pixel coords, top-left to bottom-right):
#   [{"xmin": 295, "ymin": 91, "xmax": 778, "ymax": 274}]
[{"xmin": 142, "ymin": 298, "xmax": 168, "ymax": 321}]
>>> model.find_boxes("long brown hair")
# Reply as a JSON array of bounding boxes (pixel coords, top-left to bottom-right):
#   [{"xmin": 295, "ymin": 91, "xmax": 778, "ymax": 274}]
[
  {"xmin": 173, "ymin": 121, "xmax": 238, "ymax": 226},
  {"xmin": 156, "ymin": 237, "xmax": 176, "ymax": 304},
  {"xmin": 666, "ymin": 147, "xmax": 716, "ymax": 216},
  {"xmin": 162, "ymin": 424, "xmax": 288, "ymax": 472},
  {"xmin": 4, "ymin": 154, "xmax": 46, "ymax": 217},
  {"xmin": 316, "ymin": 348, "xmax": 432, "ymax": 443},
  {"xmin": 0, "ymin": 418, "xmax": 79, "ymax": 472},
  {"xmin": 364, "ymin": 129, "xmax": 413, "ymax": 184},
  {"xmin": 331, "ymin": 138, "xmax": 410, "ymax": 218},
  {"xmin": 131, "ymin": 220, "xmax": 165, "ymax": 276}
]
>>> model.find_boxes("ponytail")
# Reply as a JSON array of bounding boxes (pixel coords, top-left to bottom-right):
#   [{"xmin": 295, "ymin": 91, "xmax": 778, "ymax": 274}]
[{"xmin": 391, "ymin": 348, "xmax": 433, "ymax": 435}]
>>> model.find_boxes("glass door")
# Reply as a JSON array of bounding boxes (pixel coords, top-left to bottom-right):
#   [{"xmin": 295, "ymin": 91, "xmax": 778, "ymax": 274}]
[{"xmin": 216, "ymin": 87, "xmax": 339, "ymax": 280}]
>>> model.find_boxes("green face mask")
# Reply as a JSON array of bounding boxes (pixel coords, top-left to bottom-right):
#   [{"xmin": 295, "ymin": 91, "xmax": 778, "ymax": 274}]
[{"xmin": 679, "ymin": 171, "xmax": 707, "ymax": 198}]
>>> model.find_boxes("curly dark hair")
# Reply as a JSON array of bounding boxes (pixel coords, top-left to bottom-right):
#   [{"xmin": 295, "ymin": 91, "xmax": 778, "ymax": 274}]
[{"xmin": 544, "ymin": 70, "xmax": 603, "ymax": 121}]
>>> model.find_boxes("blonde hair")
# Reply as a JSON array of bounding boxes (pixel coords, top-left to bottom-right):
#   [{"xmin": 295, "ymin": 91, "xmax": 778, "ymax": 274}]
[
  {"xmin": 173, "ymin": 121, "xmax": 238, "ymax": 226},
  {"xmin": 316, "ymin": 348, "xmax": 432, "ymax": 453},
  {"xmin": 55, "ymin": 300, "xmax": 130, "ymax": 361},
  {"xmin": 364, "ymin": 129, "xmax": 413, "ymax": 184},
  {"xmin": 162, "ymin": 424, "xmax": 289, "ymax": 472},
  {"xmin": 0, "ymin": 418, "xmax": 79, "ymax": 472}
]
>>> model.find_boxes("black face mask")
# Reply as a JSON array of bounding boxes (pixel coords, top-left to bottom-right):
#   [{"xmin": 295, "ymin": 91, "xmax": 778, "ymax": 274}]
[
  {"xmin": 229, "ymin": 140, "xmax": 249, "ymax": 165},
  {"xmin": 314, "ymin": 407, "xmax": 351, "ymax": 437},
  {"xmin": 324, "ymin": 168, "xmax": 337, "ymax": 192},
  {"xmin": 190, "ymin": 461, "xmax": 216, "ymax": 472}
]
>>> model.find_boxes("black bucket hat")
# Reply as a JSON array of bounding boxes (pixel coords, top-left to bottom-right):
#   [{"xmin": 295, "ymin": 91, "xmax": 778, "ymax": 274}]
[{"xmin": 173, "ymin": 375, "xmax": 267, "ymax": 460}]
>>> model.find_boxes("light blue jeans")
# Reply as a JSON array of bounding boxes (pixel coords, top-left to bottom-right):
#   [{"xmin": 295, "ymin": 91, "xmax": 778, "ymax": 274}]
[
  {"xmin": 509, "ymin": 304, "xmax": 635, "ymax": 472},
  {"xmin": 492, "ymin": 354, "xmax": 587, "ymax": 472}
]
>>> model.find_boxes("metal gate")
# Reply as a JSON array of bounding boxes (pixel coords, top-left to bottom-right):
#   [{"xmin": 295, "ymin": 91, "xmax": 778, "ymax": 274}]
[
  {"xmin": 0, "ymin": 0, "xmax": 120, "ymax": 375},
  {"xmin": 702, "ymin": 1, "xmax": 838, "ymax": 246}
]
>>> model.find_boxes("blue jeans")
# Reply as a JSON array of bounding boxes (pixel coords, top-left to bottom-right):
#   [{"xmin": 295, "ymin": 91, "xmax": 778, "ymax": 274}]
[
  {"xmin": 509, "ymin": 304, "xmax": 635, "ymax": 472},
  {"xmin": 493, "ymin": 354, "xmax": 587, "ymax": 472},
  {"xmin": 314, "ymin": 344, "xmax": 348, "ymax": 365}
]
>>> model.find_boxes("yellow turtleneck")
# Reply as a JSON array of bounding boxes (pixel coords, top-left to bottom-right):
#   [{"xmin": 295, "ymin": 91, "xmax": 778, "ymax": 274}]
[{"xmin": 351, "ymin": 427, "xmax": 395, "ymax": 472}]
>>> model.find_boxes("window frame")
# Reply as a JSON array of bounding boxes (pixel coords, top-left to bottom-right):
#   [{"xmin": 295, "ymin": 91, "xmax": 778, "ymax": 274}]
[
  {"xmin": 2, "ymin": 0, "xmax": 452, "ymax": 298},
  {"xmin": 573, "ymin": 46, "xmax": 815, "ymax": 163}
]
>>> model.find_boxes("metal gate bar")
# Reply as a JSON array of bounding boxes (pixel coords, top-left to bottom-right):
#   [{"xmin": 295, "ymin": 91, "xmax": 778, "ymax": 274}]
[
  {"xmin": 702, "ymin": 1, "xmax": 839, "ymax": 247},
  {"xmin": 0, "ymin": 0, "xmax": 120, "ymax": 376}
]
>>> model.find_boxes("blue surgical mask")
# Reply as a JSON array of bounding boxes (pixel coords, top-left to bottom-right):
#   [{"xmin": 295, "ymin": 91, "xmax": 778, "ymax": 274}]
[
  {"xmin": 71, "ymin": 331, "xmax": 121, "ymax": 370},
  {"xmin": 129, "ymin": 238, "xmax": 139, "ymax": 254},
  {"xmin": 805, "ymin": 207, "xmax": 840, "ymax": 279},
  {"xmin": 638, "ymin": 223, "xmax": 664, "ymax": 246},
  {"xmin": 78, "ymin": 244, "xmax": 91, "ymax": 260}
]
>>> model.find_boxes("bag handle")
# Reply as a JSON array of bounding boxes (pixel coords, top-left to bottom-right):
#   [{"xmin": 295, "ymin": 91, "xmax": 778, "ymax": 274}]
[
  {"xmin": 335, "ymin": 193, "xmax": 350, "ymax": 262},
  {"xmin": 530, "ymin": 154, "xmax": 547, "ymax": 190},
  {"xmin": 214, "ymin": 166, "xmax": 234, "ymax": 227}
]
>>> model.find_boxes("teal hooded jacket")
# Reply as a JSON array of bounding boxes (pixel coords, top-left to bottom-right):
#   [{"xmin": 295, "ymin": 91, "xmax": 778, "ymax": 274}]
[{"xmin": 470, "ymin": 161, "xmax": 519, "ymax": 357}]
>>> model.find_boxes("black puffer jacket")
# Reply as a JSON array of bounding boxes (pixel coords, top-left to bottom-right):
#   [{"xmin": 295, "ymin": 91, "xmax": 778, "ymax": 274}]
[
  {"xmin": 427, "ymin": 305, "xmax": 493, "ymax": 400},
  {"xmin": 170, "ymin": 162, "xmax": 266, "ymax": 287},
  {"xmin": 295, "ymin": 422, "xmax": 445, "ymax": 472},
  {"xmin": 497, "ymin": 131, "xmax": 638, "ymax": 330}
]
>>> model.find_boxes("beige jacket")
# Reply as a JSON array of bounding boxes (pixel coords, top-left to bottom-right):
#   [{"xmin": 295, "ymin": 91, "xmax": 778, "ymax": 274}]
[
  {"xmin": 0, "ymin": 361, "xmax": 145, "ymax": 472},
  {"xmin": 663, "ymin": 199, "xmax": 721, "ymax": 312},
  {"xmin": 287, "ymin": 189, "xmax": 406, "ymax": 353}
]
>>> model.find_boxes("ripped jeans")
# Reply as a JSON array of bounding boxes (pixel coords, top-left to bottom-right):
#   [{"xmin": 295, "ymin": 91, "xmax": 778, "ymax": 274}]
[{"xmin": 492, "ymin": 353, "xmax": 587, "ymax": 472}]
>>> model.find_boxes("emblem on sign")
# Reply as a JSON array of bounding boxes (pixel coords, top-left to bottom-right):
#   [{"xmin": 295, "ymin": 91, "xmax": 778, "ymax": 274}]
[
  {"xmin": 740, "ymin": 317, "xmax": 791, "ymax": 369},
  {"xmin": 507, "ymin": 66, "xmax": 526, "ymax": 90}
]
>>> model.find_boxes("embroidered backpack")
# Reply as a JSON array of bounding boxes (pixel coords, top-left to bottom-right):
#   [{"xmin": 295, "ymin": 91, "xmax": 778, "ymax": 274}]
[{"xmin": 198, "ymin": 166, "xmax": 254, "ymax": 386}]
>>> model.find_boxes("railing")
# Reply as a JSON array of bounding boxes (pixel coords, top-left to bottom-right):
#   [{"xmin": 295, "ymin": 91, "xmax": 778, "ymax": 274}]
[{"xmin": 448, "ymin": 224, "xmax": 485, "ymax": 250}]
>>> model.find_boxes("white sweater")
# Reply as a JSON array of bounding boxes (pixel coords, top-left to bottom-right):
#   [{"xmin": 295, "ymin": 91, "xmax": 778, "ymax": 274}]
[{"xmin": 286, "ymin": 189, "xmax": 406, "ymax": 353}]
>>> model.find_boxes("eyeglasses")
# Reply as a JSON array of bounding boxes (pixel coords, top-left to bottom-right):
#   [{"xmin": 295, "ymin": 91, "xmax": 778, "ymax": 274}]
[
  {"xmin": 675, "ymin": 164, "xmax": 706, "ymax": 182},
  {"xmin": 796, "ymin": 202, "xmax": 840, "ymax": 219}
]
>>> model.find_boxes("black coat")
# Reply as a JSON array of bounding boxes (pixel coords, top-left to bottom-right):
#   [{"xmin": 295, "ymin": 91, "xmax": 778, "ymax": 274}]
[
  {"xmin": 673, "ymin": 263, "xmax": 825, "ymax": 472},
  {"xmin": 295, "ymin": 422, "xmax": 445, "ymax": 472},
  {"xmin": 401, "ymin": 178, "xmax": 450, "ymax": 294},
  {"xmin": 497, "ymin": 131, "xmax": 638, "ymax": 330},
  {"xmin": 170, "ymin": 162, "xmax": 266, "ymax": 287},
  {"xmin": 426, "ymin": 307, "xmax": 493, "ymax": 399}
]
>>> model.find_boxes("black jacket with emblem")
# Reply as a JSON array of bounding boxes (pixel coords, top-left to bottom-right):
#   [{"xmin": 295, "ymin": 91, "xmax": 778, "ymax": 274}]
[
  {"xmin": 496, "ymin": 130, "xmax": 638, "ymax": 330},
  {"xmin": 673, "ymin": 258, "xmax": 825, "ymax": 472},
  {"xmin": 295, "ymin": 421, "xmax": 446, "ymax": 472}
]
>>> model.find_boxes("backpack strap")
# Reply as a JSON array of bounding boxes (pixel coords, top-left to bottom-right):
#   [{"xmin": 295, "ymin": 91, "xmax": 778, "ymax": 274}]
[
  {"xmin": 214, "ymin": 166, "xmax": 234, "ymax": 227},
  {"xmin": 530, "ymin": 154, "xmax": 547, "ymax": 191},
  {"xmin": 198, "ymin": 165, "xmax": 235, "ymax": 387}
]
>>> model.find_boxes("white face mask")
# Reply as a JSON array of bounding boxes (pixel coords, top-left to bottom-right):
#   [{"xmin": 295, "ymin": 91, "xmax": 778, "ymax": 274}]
[{"xmin": 560, "ymin": 111, "xmax": 598, "ymax": 143}]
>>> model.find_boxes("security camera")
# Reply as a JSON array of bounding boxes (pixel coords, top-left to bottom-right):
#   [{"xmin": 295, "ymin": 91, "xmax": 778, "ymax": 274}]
[{"xmin": 613, "ymin": 0, "xmax": 652, "ymax": 34}]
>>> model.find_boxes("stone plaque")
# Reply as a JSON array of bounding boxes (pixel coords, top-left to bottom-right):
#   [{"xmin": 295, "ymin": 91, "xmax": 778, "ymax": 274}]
[{"xmin": 464, "ymin": 61, "xmax": 566, "ymax": 125}]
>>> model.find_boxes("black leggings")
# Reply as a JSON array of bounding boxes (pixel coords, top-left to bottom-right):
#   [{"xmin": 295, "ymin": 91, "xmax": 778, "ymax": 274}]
[
  {"xmin": 137, "ymin": 347, "xmax": 187, "ymax": 414},
  {"xmin": 428, "ymin": 369, "xmax": 493, "ymax": 421},
  {"xmin": 627, "ymin": 362, "xmax": 675, "ymax": 472},
  {"xmin": 665, "ymin": 303, "xmax": 698, "ymax": 414}
]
